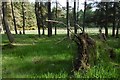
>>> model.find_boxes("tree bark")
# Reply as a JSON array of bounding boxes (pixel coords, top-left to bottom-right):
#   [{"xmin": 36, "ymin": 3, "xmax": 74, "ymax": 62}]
[
  {"xmin": 74, "ymin": 0, "xmax": 77, "ymax": 34},
  {"xmin": 105, "ymin": 2, "xmax": 108, "ymax": 37},
  {"xmin": 40, "ymin": 2, "xmax": 45, "ymax": 35},
  {"xmin": 22, "ymin": 2, "xmax": 25, "ymax": 34},
  {"xmin": 112, "ymin": 2, "xmax": 116, "ymax": 37},
  {"xmin": 76, "ymin": 0, "xmax": 79, "ymax": 26},
  {"xmin": 83, "ymin": 0, "xmax": 87, "ymax": 33},
  {"xmin": 73, "ymin": 33, "xmax": 96, "ymax": 71},
  {"xmin": 35, "ymin": 1, "xmax": 41, "ymax": 37},
  {"xmin": 116, "ymin": 20, "xmax": 119, "ymax": 38},
  {"xmin": 48, "ymin": 0, "xmax": 52, "ymax": 37},
  {"xmin": 55, "ymin": 0, "xmax": 57, "ymax": 35},
  {"xmin": 66, "ymin": 0, "xmax": 70, "ymax": 37},
  {"xmin": 11, "ymin": 0, "xmax": 17, "ymax": 34},
  {"xmin": 2, "ymin": 2, "xmax": 14, "ymax": 43},
  {"xmin": 116, "ymin": 2, "xmax": 120, "ymax": 38}
]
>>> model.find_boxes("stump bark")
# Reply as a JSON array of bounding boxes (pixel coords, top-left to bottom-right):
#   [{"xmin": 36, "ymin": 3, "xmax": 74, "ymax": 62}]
[{"xmin": 73, "ymin": 33, "xmax": 96, "ymax": 71}]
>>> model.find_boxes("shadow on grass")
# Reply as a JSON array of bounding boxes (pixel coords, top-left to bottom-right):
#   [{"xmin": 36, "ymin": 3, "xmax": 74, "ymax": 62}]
[
  {"xmin": 3, "ymin": 59, "xmax": 73, "ymax": 78},
  {"xmin": 2, "ymin": 43, "xmax": 15, "ymax": 50},
  {"xmin": 2, "ymin": 34, "xmax": 75, "ymax": 78},
  {"xmin": 20, "ymin": 59, "xmax": 72, "ymax": 73}
]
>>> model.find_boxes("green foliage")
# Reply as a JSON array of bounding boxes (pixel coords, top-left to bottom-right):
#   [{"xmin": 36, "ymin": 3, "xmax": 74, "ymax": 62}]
[{"xmin": 6, "ymin": 2, "xmax": 36, "ymax": 30}]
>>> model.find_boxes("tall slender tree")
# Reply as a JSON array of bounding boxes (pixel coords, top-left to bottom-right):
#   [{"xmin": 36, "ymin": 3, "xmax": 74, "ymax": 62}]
[
  {"xmin": 116, "ymin": 2, "xmax": 120, "ymax": 38},
  {"xmin": 105, "ymin": 2, "xmax": 108, "ymax": 37},
  {"xmin": 22, "ymin": 2, "xmax": 25, "ymax": 34},
  {"xmin": 2, "ymin": 2, "xmax": 14, "ymax": 43},
  {"xmin": 55, "ymin": 0, "xmax": 57, "ymax": 35},
  {"xmin": 116, "ymin": 20, "xmax": 119, "ymax": 38},
  {"xmin": 48, "ymin": 0, "xmax": 52, "ymax": 37},
  {"xmin": 112, "ymin": 2, "xmax": 116, "ymax": 37},
  {"xmin": 11, "ymin": 0, "xmax": 17, "ymax": 34},
  {"xmin": 35, "ymin": 1, "xmax": 41, "ymax": 37},
  {"xmin": 74, "ymin": 0, "xmax": 77, "ymax": 34},
  {"xmin": 77, "ymin": 0, "xmax": 79, "ymax": 25},
  {"xmin": 40, "ymin": 2, "xmax": 45, "ymax": 35},
  {"xmin": 66, "ymin": 0, "xmax": 69, "ymax": 37},
  {"xmin": 83, "ymin": 0, "xmax": 87, "ymax": 32}
]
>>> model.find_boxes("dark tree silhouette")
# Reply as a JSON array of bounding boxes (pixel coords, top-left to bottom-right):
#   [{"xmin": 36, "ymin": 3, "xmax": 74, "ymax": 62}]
[
  {"xmin": 116, "ymin": 2, "xmax": 120, "ymax": 37},
  {"xmin": 55, "ymin": 0, "xmax": 57, "ymax": 35},
  {"xmin": 40, "ymin": 2, "xmax": 45, "ymax": 35},
  {"xmin": 66, "ymin": 0, "xmax": 69, "ymax": 37},
  {"xmin": 112, "ymin": 2, "xmax": 116, "ymax": 37},
  {"xmin": 83, "ymin": 0, "xmax": 87, "ymax": 32},
  {"xmin": 74, "ymin": 0, "xmax": 77, "ymax": 34},
  {"xmin": 11, "ymin": 0, "xmax": 17, "ymax": 34},
  {"xmin": 116, "ymin": 21, "xmax": 119, "ymax": 38},
  {"xmin": 48, "ymin": 0, "xmax": 52, "ymax": 37},
  {"xmin": 105, "ymin": 2, "xmax": 108, "ymax": 37},
  {"xmin": 35, "ymin": 1, "xmax": 41, "ymax": 37},
  {"xmin": 2, "ymin": 2, "xmax": 14, "ymax": 43},
  {"xmin": 22, "ymin": 2, "xmax": 25, "ymax": 34},
  {"xmin": 77, "ymin": 0, "xmax": 79, "ymax": 25}
]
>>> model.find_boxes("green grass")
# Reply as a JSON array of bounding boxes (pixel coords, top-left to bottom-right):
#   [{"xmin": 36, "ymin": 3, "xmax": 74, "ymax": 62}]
[
  {"xmin": 2, "ymin": 34, "xmax": 76, "ymax": 78},
  {"xmin": 73, "ymin": 35, "xmax": 120, "ymax": 78},
  {"xmin": 2, "ymin": 34, "xmax": 120, "ymax": 78}
]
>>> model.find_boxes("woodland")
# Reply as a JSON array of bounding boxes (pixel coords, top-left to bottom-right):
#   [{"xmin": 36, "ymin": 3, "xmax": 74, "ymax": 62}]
[{"xmin": 1, "ymin": 0, "xmax": 120, "ymax": 78}]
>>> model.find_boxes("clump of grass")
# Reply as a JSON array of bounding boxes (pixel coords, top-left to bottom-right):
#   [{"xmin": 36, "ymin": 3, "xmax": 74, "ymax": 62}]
[{"xmin": 74, "ymin": 64, "xmax": 118, "ymax": 78}]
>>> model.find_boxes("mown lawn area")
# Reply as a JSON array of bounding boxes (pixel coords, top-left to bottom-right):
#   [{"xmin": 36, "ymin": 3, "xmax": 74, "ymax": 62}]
[{"xmin": 2, "ymin": 34, "xmax": 120, "ymax": 78}]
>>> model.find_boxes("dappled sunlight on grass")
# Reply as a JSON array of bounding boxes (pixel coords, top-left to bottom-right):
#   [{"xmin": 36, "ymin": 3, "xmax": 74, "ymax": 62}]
[
  {"xmin": 2, "ymin": 34, "xmax": 74, "ymax": 78},
  {"xmin": 2, "ymin": 55, "xmax": 72, "ymax": 78},
  {"xmin": 2, "ymin": 34, "xmax": 120, "ymax": 78},
  {"xmin": 13, "ymin": 43, "xmax": 34, "ymax": 46}
]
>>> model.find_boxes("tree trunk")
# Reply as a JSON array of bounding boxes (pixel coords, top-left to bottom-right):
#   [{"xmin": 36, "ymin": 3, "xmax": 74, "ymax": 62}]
[
  {"xmin": 74, "ymin": 0, "xmax": 77, "ymax": 34},
  {"xmin": 77, "ymin": 0, "xmax": 79, "ymax": 25},
  {"xmin": 48, "ymin": 0, "xmax": 52, "ymax": 37},
  {"xmin": 83, "ymin": 0, "xmax": 87, "ymax": 33},
  {"xmin": 55, "ymin": 0, "xmax": 57, "ymax": 35},
  {"xmin": 116, "ymin": 20, "xmax": 119, "ymax": 38},
  {"xmin": 11, "ymin": 0, "xmax": 17, "ymax": 34},
  {"xmin": 112, "ymin": 2, "xmax": 116, "ymax": 37},
  {"xmin": 40, "ymin": 2, "xmax": 45, "ymax": 35},
  {"xmin": 22, "ymin": 2, "xmax": 25, "ymax": 34},
  {"xmin": 73, "ymin": 33, "xmax": 96, "ymax": 71},
  {"xmin": 66, "ymin": 0, "xmax": 70, "ymax": 37},
  {"xmin": 35, "ymin": 1, "xmax": 41, "ymax": 37},
  {"xmin": 2, "ymin": 2, "xmax": 14, "ymax": 43},
  {"xmin": 105, "ymin": 2, "xmax": 108, "ymax": 37},
  {"xmin": 116, "ymin": 2, "xmax": 120, "ymax": 38}
]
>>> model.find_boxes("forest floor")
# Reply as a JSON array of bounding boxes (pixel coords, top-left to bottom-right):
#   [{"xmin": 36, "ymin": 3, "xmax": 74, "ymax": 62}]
[{"xmin": 1, "ymin": 34, "xmax": 120, "ymax": 78}]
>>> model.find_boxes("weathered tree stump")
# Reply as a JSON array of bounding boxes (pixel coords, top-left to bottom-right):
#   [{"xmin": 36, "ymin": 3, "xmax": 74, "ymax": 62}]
[{"xmin": 73, "ymin": 33, "xmax": 96, "ymax": 71}]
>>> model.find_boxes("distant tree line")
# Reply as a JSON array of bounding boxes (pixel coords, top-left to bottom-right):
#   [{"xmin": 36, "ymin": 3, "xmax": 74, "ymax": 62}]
[{"xmin": 1, "ymin": 0, "xmax": 120, "ymax": 43}]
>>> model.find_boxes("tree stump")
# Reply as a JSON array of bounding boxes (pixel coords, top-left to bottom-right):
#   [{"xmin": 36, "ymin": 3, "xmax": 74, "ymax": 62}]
[{"xmin": 73, "ymin": 33, "xmax": 96, "ymax": 71}]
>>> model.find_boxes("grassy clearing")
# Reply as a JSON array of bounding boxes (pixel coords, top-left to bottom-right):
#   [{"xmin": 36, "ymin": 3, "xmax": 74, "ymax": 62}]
[
  {"xmin": 2, "ymin": 34, "xmax": 76, "ymax": 78},
  {"xmin": 2, "ymin": 34, "xmax": 120, "ymax": 78}
]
